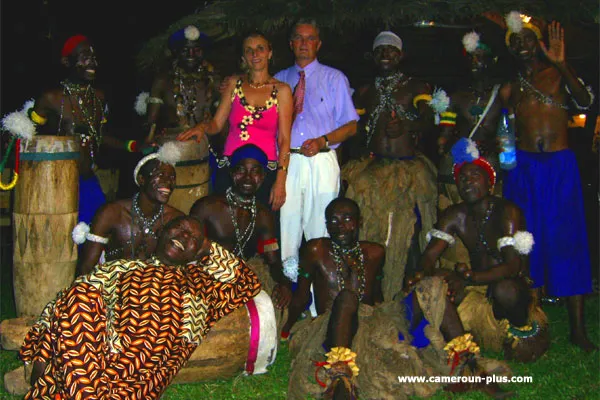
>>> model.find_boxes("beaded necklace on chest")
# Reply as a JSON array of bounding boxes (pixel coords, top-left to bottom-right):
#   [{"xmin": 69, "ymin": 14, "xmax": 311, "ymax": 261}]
[
  {"xmin": 60, "ymin": 80, "xmax": 105, "ymax": 165},
  {"xmin": 471, "ymin": 200, "xmax": 499, "ymax": 258},
  {"xmin": 226, "ymin": 187, "xmax": 257, "ymax": 257},
  {"xmin": 518, "ymin": 73, "xmax": 568, "ymax": 110},
  {"xmin": 366, "ymin": 72, "xmax": 416, "ymax": 146},
  {"xmin": 330, "ymin": 241, "xmax": 366, "ymax": 300},
  {"xmin": 173, "ymin": 66, "xmax": 215, "ymax": 128},
  {"xmin": 129, "ymin": 192, "xmax": 164, "ymax": 257}
]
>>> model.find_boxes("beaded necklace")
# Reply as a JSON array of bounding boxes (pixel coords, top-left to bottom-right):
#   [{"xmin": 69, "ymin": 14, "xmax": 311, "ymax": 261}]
[
  {"xmin": 130, "ymin": 192, "xmax": 164, "ymax": 257},
  {"xmin": 105, "ymin": 193, "xmax": 164, "ymax": 260},
  {"xmin": 330, "ymin": 241, "xmax": 366, "ymax": 300},
  {"xmin": 172, "ymin": 64, "xmax": 215, "ymax": 128},
  {"xmin": 518, "ymin": 73, "xmax": 569, "ymax": 110},
  {"xmin": 471, "ymin": 199, "xmax": 500, "ymax": 259},
  {"xmin": 60, "ymin": 79, "xmax": 105, "ymax": 165},
  {"xmin": 366, "ymin": 72, "xmax": 415, "ymax": 146},
  {"xmin": 226, "ymin": 187, "xmax": 257, "ymax": 257}
]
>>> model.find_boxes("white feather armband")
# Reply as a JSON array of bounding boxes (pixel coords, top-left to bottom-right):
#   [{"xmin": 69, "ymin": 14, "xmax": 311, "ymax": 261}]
[
  {"xmin": 134, "ymin": 92, "xmax": 150, "ymax": 116},
  {"xmin": 72, "ymin": 222, "xmax": 90, "ymax": 244},
  {"xmin": 497, "ymin": 231, "xmax": 534, "ymax": 255},
  {"xmin": 426, "ymin": 229, "xmax": 456, "ymax": 246}
]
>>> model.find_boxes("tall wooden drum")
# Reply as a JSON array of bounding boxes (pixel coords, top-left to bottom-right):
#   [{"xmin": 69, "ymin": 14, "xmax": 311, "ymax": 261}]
[
  {"xmin": 159, "ymin": 134, "xmax": 210, "ymax": 214},
  {"xmin": 174, "ymin": 290, "xmax": 278, "ymax": 383},
  {"xmin": 13, "ymin": 136, "xmax": 79, "ymax": 317}
]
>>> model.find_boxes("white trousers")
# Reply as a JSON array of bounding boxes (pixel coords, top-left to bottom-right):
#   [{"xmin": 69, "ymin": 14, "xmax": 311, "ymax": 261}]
[{"xmin": 280, "ymin": 151, "xmax": 340, "ymax": 282}]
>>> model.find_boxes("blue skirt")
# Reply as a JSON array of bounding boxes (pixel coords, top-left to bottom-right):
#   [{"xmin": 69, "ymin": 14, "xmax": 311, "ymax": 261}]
[
  {"xmin": 503, "ymin": 149, "xmax": 592, "ymax": 297},
  {"xmin": 79, "ymin": 175, "xmax": 106, "ymax": 225}
]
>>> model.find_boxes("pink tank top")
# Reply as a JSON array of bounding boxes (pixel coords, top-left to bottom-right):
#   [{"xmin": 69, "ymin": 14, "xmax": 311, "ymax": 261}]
[{"xmin": 224, "ymin": 79, "xmax": 279, "ymax": 161}]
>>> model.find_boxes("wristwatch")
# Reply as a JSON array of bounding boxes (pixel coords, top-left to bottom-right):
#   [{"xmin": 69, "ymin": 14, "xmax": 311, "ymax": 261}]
[{"xmin": 322, "ymin": 134, "xmax": 329, "ymax": 148}]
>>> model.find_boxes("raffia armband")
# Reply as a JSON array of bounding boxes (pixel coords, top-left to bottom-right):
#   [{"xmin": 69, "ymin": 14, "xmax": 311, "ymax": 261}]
[
  {"xmin": 497, "ymin": 231, "xmax": 534, "ymax": 255},
  {"xmin": 425, "ymin": 229, "xmax": 456, "ymax": 246}
]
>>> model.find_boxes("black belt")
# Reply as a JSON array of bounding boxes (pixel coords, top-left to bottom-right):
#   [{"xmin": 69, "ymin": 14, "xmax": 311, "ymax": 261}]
[{"xmin": 290, "ymin": 147, "xmax": 331, "ymax": 155}]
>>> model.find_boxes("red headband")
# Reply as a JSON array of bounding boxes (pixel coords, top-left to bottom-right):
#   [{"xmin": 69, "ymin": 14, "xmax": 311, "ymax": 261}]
[
  {"xmin": 453, "ymin": 158, "xmax": 497, "ymax": 188},
  {"xmin": 62, "ymin": 35, "xmax": 88, "ymax": 57}
]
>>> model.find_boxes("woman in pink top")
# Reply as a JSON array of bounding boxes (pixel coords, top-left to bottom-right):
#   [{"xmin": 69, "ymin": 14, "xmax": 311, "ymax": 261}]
[{"xmin": 178, "ymin": 31, "xmax": 292, "ymax": 211}]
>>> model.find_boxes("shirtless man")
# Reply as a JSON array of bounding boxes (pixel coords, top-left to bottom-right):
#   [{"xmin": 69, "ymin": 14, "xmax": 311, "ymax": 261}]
[
  {"xmin": 76, "ymin": 144, "xmax": 184, "ymax": 275},
  {"xmin": 283, "ymin": 198, "xmax": 385, "ymax": 399},
  {"xmin": 438, "ymin": 30, "xmax": 505, "ymax": 202},
  {"xmin": 29, "ymin": 35, "xmax": 140, "ymax": 224},
  {"xmin": 419, "ymin": 138, "xmax": 549, "ymax": 362},
  {"xmin": 190, "ymin": 144, "xmax": 292, "ymax": 310},
  {"xmin": 145, "ymin": 25, "xmax": 220, "ymax": 143},
  {"xmin": 501, "ymin": 13, "xmax": 595, "ymax": 351},
  {"xmin": 436, "ymin": 30, "xmax": 507, "ymax": 271},
  {"xmin": 343, "ymin": 31, "xmax": 439, "ymax": 301}
]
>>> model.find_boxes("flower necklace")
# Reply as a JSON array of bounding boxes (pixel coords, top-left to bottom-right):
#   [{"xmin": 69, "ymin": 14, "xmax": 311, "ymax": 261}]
[
  {"xmin": 518, "ymin": 73, "xmax": 568, "ymax": 110},
  {"xmin": 60, "ymin": 79, "xmax": 105, "ymax": 165},
  {"xmin": 233, "ymin": 79, "xmax": 278, "ymax": 142},
  {"xmin": 226, "ymin": 187, "xmax": 257, "ymax": 257},
  {"xmin": 330, "ymin": 240, "xmax": 366, "ymax": 300},
  {"xmin": 366, "ymin": 71, "xmax": 416, "ymax": 146}
]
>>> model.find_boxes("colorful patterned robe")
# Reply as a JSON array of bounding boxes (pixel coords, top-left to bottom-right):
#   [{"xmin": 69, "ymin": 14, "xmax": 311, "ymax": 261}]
[{"xmin": 20, "ymin": 242, "xmax": 261, "ymax": 399}]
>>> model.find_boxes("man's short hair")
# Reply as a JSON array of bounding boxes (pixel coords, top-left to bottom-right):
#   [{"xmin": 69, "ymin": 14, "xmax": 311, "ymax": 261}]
[
  {"xmin": 325, "ymin": 198, "xmax": 361, "ymax": 220},
  {"xmin": 290, "ymin": 18, "xmax": 320, "ymax": 39}
]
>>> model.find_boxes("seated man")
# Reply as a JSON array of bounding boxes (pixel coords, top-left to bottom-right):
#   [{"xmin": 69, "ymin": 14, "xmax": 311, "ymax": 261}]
[
  {"xmin": 190, "ymin": 144, "xmax": 292, "ymax": 314},
  {"xmin": 75, "ymin": 142, "xmax": 185, "ymax": 275},
  {"xmin": 419, "ymin": 138, "xmax": 549, "ymax": 362},
  {"xmin": 284, "ymin": 198, "xmax": 454, "ymax": 400},
  {"xmin": 20, "ymin": 216, "xmax": 261, "ymax": 399}
]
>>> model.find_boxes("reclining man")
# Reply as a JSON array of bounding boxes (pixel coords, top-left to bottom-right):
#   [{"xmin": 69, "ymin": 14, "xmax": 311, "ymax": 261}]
[{"xmin": 20, "ymin": 216, "xmax": 261, "ymax": 399}]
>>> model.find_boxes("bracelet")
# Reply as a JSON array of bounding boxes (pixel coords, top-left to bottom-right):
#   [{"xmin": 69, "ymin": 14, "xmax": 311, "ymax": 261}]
[
  {"xmin": 322, "ymin": 135, "xmax": 329, "ymax": 148},
  {"xmin": 125, "ymin": 140, "xmax": 139, "ymax": 153},
  {"xmin": 277, "ymin": 165, "xmax": 288, "ymax": 172}
]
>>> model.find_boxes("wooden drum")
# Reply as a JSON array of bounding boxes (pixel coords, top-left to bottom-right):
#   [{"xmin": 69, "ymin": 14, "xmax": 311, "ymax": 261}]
[
  {"xmin": 158, "ymin": 132, "xmax": 210, "ymax": 214},
  {"xmin": 13, "ymin": 136, "xmax": 79, "ymax": 317},
  {"xmin": 174, "ymin": 290, "xmax": 278, "ymax": 384}
]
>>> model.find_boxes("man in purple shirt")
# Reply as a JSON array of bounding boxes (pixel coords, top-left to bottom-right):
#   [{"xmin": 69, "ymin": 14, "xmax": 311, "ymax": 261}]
[{"xmin": 274, "ymin": 19, "xmax": 359, "ymax": 286}]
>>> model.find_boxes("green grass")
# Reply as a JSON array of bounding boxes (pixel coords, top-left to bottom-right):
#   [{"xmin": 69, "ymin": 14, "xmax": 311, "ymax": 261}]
[{"xmin": 1, "ymin": 250, "xmax": 599, "ymax": 399}]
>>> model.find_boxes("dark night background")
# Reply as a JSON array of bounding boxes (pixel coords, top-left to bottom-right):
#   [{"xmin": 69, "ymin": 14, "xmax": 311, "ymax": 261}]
[{"xmin": 0, "ymin": 1, "xmax": 598, "ymax": 278}]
